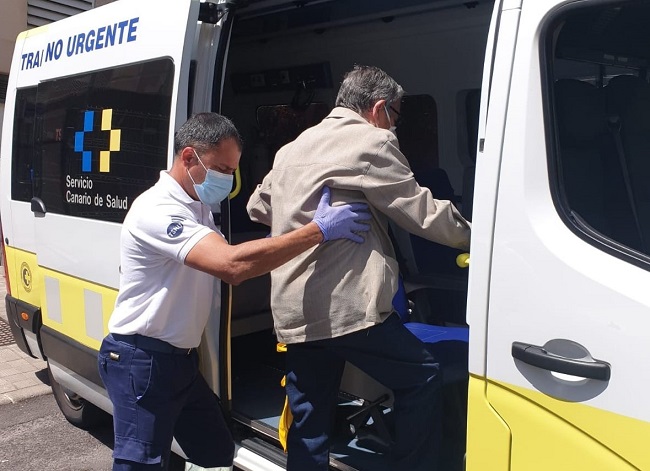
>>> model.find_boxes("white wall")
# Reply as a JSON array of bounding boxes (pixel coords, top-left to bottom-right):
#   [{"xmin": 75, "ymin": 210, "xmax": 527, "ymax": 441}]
[
  {"xmin": 0, "ymin": 1, "xmax": 27, "ymax": 75},
  {"xmin": 0, "ymin": 0, "xmax": 27, "ymax": 147}
]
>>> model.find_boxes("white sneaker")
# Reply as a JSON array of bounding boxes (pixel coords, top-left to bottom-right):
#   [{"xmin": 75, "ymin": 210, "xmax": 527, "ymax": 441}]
[{"xmin": 185, "ymin": 463, "xmax": 232, "ymax": 471}]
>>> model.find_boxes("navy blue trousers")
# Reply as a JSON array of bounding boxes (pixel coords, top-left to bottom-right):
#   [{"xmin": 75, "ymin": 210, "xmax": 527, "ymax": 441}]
[
  {"xmin": 98, "ymin": 334, "xmax": 234, "ymax": 470},
  {"xmin": 285, "ymin": 314, "xmax": 442, "ymax": 471}
]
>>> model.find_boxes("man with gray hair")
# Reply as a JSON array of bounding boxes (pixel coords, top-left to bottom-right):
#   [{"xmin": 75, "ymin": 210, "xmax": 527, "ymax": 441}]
[{"xmin": 247, "ymin": 65, "xmax": 471, "ymax": 470}]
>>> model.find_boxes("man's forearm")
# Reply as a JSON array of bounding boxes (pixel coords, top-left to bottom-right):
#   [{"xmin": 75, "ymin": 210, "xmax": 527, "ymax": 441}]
[{"xmin": 224, "ymin": 222, "xmax": 323, "ymax": 284}]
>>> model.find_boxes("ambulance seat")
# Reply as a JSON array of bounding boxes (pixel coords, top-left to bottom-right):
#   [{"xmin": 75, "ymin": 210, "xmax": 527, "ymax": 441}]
[{"xmin": 393, "ymin": 275, "xmax": 469, "ymax": 386}]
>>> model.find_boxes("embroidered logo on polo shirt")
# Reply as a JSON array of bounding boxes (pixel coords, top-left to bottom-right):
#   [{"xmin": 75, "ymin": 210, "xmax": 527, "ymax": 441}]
[{"xmin": 167, "ymin": 220, "xmax": 184, "ymax": 238}]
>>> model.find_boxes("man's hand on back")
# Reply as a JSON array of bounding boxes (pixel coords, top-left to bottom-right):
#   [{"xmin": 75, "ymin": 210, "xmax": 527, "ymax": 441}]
[{"xmin": 313, "ymin": 186, "xmax": 371, "ymax": 243}]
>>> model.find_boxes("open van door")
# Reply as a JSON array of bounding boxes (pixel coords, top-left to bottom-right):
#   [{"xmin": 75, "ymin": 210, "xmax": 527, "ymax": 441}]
[
  {"xmin": 479, "ymin": 1, "xmax": 650, "ymax": 469},
  {"xmin": 1, "ymin": 0, "xmax": 235, "ymax": 424}
]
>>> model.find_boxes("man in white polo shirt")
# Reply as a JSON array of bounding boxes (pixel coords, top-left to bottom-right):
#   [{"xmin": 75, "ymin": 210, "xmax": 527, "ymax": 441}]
[{"xmin": 97, "ymin": 112, "xmax": 371, "ymax": 471}]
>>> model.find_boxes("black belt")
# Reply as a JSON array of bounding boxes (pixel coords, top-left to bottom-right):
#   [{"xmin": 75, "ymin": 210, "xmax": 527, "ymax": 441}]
[{"xmin": 112, "ymin": 333, "xmax": 194, "ymax": 355}]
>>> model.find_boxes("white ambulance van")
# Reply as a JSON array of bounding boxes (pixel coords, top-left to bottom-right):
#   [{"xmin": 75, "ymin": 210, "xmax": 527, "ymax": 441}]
[{"xmin": 2, "ymin": 0, "xmax": 649, "ymax": 469}]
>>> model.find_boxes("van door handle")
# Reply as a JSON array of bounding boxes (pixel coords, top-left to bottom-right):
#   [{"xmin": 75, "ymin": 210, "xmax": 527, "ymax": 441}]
[
  {"xmin": 30, "ymin": 197, "xmax": 46, "ymax": 215},
  {"xmin": 512, "ymin": 341, "xmax": 611, "ymax": 381}
]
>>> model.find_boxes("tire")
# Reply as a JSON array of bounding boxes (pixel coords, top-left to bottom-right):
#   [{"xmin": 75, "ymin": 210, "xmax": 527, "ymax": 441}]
[{"xmin": 47, "ymin": 361, "xmax": 110, "ymax": 430}]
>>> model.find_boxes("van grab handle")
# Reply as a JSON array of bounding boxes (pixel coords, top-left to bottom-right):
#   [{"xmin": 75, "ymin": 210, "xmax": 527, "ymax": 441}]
[{"xmin": 456, "ymin": 253, "xmax": 470, "ymax": 268}]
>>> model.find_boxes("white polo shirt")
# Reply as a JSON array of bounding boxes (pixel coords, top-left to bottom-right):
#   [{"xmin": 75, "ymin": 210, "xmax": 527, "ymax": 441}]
[{"xmin": 108, "ymin": 171, "xmax": 222, "ymax": 348}]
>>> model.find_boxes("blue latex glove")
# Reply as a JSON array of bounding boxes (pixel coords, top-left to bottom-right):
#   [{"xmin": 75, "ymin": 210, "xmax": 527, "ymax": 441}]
[{"xmin": 313, "ymin": 187, "xmax": 371, "ymax": 243}]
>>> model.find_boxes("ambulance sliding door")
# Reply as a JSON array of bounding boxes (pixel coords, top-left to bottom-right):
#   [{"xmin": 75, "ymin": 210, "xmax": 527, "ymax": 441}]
[
  {"xmin": 484, "ymin": 1, "xmax": 650, "ymax": 469},
  {"xmin": 26, "ymin": 0, "xmax": 200, "ymax": 356}
]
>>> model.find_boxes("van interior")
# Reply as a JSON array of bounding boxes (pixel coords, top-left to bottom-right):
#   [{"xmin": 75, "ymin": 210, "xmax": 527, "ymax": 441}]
[
  {"xmin": 221, "ymin": 1, "xmax": 487, "ymax": 470},
  {"xmin": 218, "ymin": 0, "xmax": 650, "ymax": 469}
]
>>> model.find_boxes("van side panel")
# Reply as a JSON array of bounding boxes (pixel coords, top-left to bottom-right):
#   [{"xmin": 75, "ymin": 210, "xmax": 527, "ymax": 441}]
[
  {"xmin": 487, "ymin": 380, "xmax": 649, "ymax": 470},
  {"xmin": 465, "ymin": 375, "xmax": 511, "ymax": 471},
  {"xmin": 1, "ymin": 32, "xmax": 39, "ymax": 261},
  {"xmin": 0, "ymin": 0, "xmax": 199, "ymax": 338},
  {"xmin": 4, "ymin": 247, "xmax": 41, "ymax": 308},
  {"xmin": 0, "ymin": 0, "xmax": 205, "ymax": 403},
  {"xmin": 484, "ymin": 1, "xmax": 650, "ymax": 469}
]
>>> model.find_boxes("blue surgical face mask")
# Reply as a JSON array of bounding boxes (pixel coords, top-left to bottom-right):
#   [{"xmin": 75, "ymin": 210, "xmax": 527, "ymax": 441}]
[{"xmin": 187, "ymin": 149, "xmax": 233, "ymax": 212}]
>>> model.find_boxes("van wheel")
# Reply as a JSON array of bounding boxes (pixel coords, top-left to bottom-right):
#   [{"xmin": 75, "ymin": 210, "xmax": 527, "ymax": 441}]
[{"xmin": 47, "ymin": 361, "xmax": 109, "ymax": 429}]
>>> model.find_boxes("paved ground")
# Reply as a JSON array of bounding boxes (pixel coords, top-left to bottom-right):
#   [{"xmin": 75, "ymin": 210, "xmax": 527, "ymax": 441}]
[
  {"xmin": 0, "ymin": 394, "xmax": 115, "ymax": 470},
  {"xmin": 0, "ymin": 276, "xmax": 52, "ymax": 405}
]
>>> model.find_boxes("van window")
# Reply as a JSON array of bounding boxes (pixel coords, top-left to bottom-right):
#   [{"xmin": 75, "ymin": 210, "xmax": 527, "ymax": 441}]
[
  {"xmin": 32, "ymin": 58, "xmax": 174, "ymax": 223},
  {"xmin": 11, "ymin": 87, "xmax": 38, "ymax": 203},
  {"xmin": 548, "ymin": 1, "xmax": 650, "ymax": 262}
]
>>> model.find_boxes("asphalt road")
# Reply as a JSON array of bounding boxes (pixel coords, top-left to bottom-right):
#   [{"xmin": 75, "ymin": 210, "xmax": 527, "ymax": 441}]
[
  {"xmin": 0, "ymin": 394, "xmax": 188, "ymax": 470},
  {"xmin": 0, "ymin": 394, "xmax": 114, "ymax": 470}
]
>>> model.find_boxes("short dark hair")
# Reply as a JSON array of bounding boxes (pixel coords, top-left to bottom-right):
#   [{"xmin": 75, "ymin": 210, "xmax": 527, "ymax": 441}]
[
  {"xmin": 173, "ymin": 112, "xmax": 242, "ymax": 155},
  {"xmin": 335, "ymin": 65, "xmax": 404, "ymax": 114}
]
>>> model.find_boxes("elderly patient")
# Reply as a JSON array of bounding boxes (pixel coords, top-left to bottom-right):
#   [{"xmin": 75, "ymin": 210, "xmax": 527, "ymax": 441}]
[{"xmin": 247, "ymin": 64, "xmax": 471, "ymax": 471}]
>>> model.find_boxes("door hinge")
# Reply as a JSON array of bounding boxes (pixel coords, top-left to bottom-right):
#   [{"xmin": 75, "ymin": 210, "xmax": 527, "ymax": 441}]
[{"xmin": 199, "ymin": 2, "xmax": 228, "ymax": 24}]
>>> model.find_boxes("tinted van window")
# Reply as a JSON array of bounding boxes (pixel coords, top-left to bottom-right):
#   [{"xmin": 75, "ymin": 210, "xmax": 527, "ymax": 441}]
[
  {"xmin": 11, "ymin": 87, "xmax": 38, "ymax": 203},
  {"xmin": 33, "ymin": 58, "xmax": 174, "ymax": 223},
  {"xmin": 548, "ymin": 1, "xmax": 650, "ymax": 262}
]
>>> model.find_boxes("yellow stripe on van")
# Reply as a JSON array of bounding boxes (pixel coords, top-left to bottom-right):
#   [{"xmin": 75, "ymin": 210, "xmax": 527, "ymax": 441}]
[
  {"xmin": 40, "ymin": 267, "xmax": 117, "ymax": 350},
  {"xmin": 486, "ymin": 378, "xmax": 650, "ymax": 470},
  {"xmin": 3, "ymin": 245, "xmax": 116, "ymax": 351}
]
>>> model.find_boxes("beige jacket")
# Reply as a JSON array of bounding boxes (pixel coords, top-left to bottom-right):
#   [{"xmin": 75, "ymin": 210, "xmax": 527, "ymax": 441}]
[{"xmin": 246, "ymin": 107, "xmax": 470, "ymax": 344}]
